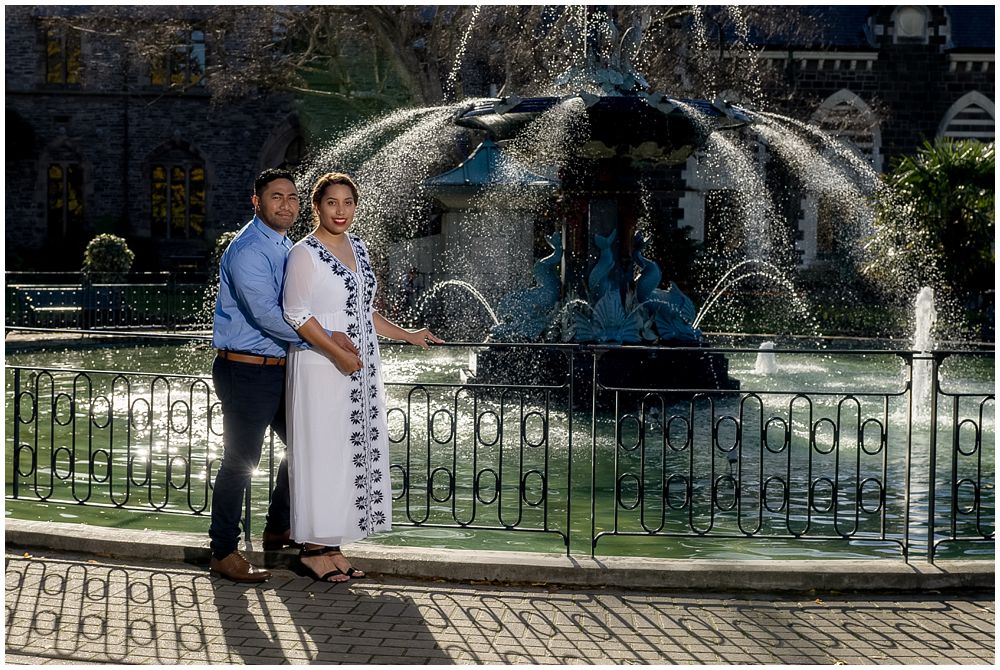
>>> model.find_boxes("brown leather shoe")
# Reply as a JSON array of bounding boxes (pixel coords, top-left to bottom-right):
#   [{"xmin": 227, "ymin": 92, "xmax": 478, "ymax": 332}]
[
  {"xmin": 209, "ymin": 551, "xmax": 271, "ymax": 583},
  {"xmin": 262, "ymin": 527, "xmax": 300, "ymax": 551}
]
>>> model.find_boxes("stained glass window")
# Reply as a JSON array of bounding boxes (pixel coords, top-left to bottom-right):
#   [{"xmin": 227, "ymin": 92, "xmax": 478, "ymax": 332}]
[
  {"xmin": 151, "ymin": 161, "xmax": 206, "ymax": 238},
  {"xmin": 151, "ymin": 30, "xmax": 205, "ymax": 88},
  {"xmin": 45, "ymin": 26, "xmax": 81, "ymax": 85}
]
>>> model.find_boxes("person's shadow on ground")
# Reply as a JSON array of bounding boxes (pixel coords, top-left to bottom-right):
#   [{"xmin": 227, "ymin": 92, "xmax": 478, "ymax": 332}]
[{"xmin": 212, "ymin": 566, "xmax": 452, "ymax": 665}]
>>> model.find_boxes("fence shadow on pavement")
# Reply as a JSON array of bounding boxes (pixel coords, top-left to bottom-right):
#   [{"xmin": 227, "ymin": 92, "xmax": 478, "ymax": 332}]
[
  {"xmin": 4, "ymin": 554, "xmax": 451, "ymax": 665},
  {"xmin": 4, "ymin": 552, "xmax": 995, "ymax": 665}
]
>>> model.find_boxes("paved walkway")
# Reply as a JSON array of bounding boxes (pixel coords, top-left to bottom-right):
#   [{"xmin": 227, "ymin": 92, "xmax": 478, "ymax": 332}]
[{"xmin": 5, "ymin": 549, "xmax": 994, "ymax": 665}]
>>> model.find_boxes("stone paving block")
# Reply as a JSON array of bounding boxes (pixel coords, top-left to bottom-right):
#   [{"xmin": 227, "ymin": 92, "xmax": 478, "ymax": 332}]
[
  {"xmin": 345, "ymin": 618, "xmax": 398, "ymax": 631},
  {"xmin": 370, "ymin": 655, "xmax": 425, "ymax": 664},
  {"xmin": 312, "ymin": 641, "xmax": 352, "ymax": 654},
  {"xmin": 375, "ymin": 636, "xmax": 442, "ymax": 650}
]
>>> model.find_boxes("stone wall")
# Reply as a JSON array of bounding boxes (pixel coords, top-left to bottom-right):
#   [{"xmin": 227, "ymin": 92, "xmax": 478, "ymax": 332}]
[{"xmin": 5, "ymin": 6, "xmax": 298, "ymax": 270}]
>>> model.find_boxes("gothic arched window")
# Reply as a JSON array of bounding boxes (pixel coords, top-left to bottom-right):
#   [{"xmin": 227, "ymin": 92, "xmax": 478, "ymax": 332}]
[
  {"xmin": 150, "ymin": 146, "xmax": 206, "ymax": 239},
  {"xmin": 811, "ymin": 89, "xmax": 883, "ymax": 172},
  {"xmin": 938, "ymin": 91, "xmax": 995, "ymax": 142}
]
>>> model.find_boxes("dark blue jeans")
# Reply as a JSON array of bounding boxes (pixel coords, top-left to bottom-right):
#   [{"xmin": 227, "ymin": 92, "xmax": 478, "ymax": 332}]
[{"xmin": 209, "ymin": 356, "xmax": 290, "ymax": 558}]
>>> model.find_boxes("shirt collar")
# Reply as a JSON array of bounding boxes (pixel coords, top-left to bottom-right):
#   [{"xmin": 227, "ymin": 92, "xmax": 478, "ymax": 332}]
[{"xmin": 251, "ymin": 215, "xmax": 293, "ymax": 249}]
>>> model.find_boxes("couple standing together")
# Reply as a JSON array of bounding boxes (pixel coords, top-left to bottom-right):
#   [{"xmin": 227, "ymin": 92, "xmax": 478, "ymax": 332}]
[{"xmin": 208, "ymin": 168, "xmax": 442, "ymax": 584}]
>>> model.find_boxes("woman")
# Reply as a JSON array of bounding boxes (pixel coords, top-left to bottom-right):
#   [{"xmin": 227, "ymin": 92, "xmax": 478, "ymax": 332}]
[{"xmin": 283, "ymin": 172, "xmax": 443, "ymax": 582}]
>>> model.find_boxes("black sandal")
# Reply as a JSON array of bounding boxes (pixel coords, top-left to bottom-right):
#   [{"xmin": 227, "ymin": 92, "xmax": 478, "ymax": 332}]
[
  {"xmin": 298, "ymin": 546, "xmax": 349, "ymax": 583},
  {"xmin": 326, "ymin": 548, "xmax": 367, "ymax": 579}
]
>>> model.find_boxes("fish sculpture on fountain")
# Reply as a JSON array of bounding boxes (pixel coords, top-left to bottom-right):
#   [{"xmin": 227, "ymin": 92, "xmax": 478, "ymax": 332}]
[
  {"xmin": 631, "ymin": 233, "xmax": 702, "ymax": 344},
  {"xmin": 488, "ymin": 230, "xmax": 564, "ymax": 342},
  {"xmin": 503, "ymin": 228, "xmax": 704, "ymax": 347}
]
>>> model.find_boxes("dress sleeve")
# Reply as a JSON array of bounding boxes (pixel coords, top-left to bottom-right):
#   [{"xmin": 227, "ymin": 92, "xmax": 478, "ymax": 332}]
[{"xmin": 283, "ymin": 244, "xmax": 315, "ymax": 330}]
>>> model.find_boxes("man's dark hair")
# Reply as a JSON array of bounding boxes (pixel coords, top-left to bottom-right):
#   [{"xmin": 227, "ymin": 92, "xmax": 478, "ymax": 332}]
[{"xmin": 254, "ymin": 168, "xmax": 296, "ymax": 197}]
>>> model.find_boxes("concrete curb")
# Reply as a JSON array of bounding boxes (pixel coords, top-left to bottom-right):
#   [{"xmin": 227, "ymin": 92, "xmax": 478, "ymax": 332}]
[{"xmin": 5, "ymin": 519, "xmax": 993, "ymax": 593}]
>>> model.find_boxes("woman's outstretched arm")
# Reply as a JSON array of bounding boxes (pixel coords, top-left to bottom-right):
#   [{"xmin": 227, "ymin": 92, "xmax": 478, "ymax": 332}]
[{"xmin": 373, "ymin": 312, "xmax": 444, "ymax": 349}]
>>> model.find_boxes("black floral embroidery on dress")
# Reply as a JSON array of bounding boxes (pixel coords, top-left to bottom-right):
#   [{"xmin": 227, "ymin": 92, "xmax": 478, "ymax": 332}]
[{"xmin": 308, "ymin": 234, "xmax": 389, "ymax": 538}]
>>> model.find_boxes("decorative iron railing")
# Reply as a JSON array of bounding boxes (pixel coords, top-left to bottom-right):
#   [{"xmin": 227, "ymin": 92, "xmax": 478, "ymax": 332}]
[
  {"xmin": 5, "ymin": 272, "xmax": 210, "ymax": 330},
  {"xmin": 5, "ymin": 340, "xmax": 994, "ymax": 562}
]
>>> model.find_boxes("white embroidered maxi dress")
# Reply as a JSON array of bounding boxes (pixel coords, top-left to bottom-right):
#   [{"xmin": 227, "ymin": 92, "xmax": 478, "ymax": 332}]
[{"xmin": 283, "ymin": 233, "xmax": 391, "ymax": 546}]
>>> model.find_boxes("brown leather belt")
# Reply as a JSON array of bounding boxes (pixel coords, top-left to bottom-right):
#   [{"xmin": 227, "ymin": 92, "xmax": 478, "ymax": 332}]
[{"xmin": 217, "ymin": 350, "xmax": 286, "ymax": 366}]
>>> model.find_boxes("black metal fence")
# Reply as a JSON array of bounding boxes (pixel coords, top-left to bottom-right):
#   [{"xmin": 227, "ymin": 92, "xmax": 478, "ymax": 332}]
[
  {"xmin": 5, "ymin": 340, "xmax": 994, "ymax": 562},
  {"xmin": 5, "ymin": 272, "xmax": 210, "ymax": 330}
]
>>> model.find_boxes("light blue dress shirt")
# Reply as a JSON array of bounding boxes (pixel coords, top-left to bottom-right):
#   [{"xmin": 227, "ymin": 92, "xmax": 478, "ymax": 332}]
[{"xmin": 212, "ymin": 216, "xmax": 306, "ymax": 356}]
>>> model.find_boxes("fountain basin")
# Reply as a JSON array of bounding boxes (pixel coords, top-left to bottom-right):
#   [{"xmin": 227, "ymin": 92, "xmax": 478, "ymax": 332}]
[
  {"xmin": 456, "ymin": 95, "xmax": 748, "ymax": 162},
  {"xmin": 466, "ymin": 343, "xmax": 740, "ymax": 400}
]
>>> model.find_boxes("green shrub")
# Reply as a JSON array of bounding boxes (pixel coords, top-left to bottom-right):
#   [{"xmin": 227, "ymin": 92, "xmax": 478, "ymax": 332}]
[
  {"xmin": 82, "ymin": 234, "xmax": 135, "ymax": 282},
  {"xmin": 865, "ymin": 139, "xmax": 994, "ymax": 304}
]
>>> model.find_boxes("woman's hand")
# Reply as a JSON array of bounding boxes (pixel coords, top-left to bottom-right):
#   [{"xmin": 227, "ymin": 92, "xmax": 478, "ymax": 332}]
[
  {"xmin": 330, "ymin": 330, "xmax": 359, "ymax": 357},
  {"xmin": 327, "ymin": 330, "xmax": 362, "ymax": 375},
  {"xmin": 406, "ymin": 328, "xmax": 444, "ymax": 350},
  {"xmin": 330, "ymin": 344, "xmax": 362, "ymax": 375}
]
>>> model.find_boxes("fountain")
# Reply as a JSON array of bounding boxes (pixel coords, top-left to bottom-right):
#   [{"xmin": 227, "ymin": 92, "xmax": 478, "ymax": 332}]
[
  {"xmin": 297, "ymin": 8, "xmax": 886, "ymax": 394},
  {"xmin": 408, "ymin": 10, "xmax": 776, "ymax": 392},
  {"xmin": 911, "ymin": 286, "xmax": 937, "ymax": 419},
  {"xmin": 753, "ymin": 341, "xmax": 778, "ymax": 375}
]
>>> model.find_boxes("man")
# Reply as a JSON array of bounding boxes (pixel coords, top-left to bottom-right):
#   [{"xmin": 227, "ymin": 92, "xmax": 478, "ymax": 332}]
[{"xmin": 209, "ymin": 168, "xmax": 359, "ymax": 583}]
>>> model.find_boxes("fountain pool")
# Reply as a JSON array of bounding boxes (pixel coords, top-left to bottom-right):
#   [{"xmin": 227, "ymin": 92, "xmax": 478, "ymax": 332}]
[{"xmin": 6, "ymin": 338, "xmax": 993, "ymax": 560}]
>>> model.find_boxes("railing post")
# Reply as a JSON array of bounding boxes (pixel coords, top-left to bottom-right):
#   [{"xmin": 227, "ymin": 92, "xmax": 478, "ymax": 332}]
[
  {"xmin": 12, "ymin": 368, "xmax": 21, "ymax": 499},
  {"xmin": 926, "ymin": 354, "xmax": 940, "ymax": 562},
  {"xmin": 565, "ymin": 347, "xmax": 573, "ymax": 556},
  {"xmin": 166, "ymin": 272, "xmax": 176, "ymax": 330},
  {"xmin": 590, "ymin": 348, "xmax": 599, "ymax": 558}
]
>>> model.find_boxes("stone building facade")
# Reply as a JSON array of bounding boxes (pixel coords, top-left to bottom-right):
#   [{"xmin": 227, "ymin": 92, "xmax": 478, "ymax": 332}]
[
  {"xmin": 679, "ymin": 5, "xmax": 994, "ymax": 267},
  {"xmin": 5, "ymin": 6, "xmax": 305, "ymax": 271},
  {"xmin": 5, "ymin": 6, "xmax": 994, "ymax": 276}
]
